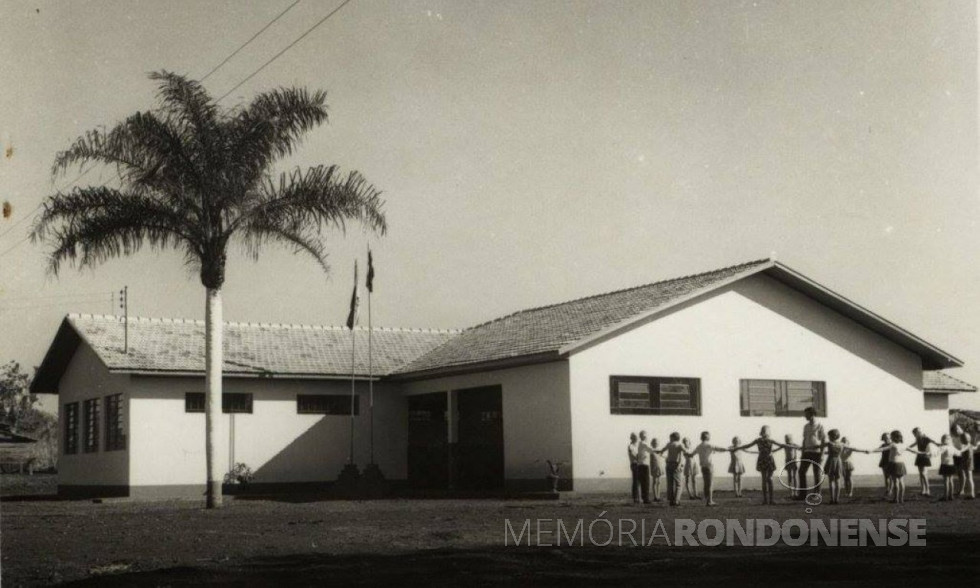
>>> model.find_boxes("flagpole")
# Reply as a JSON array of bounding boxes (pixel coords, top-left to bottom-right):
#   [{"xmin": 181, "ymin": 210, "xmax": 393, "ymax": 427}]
[
  {"xmin": 348, "ymin": 260, "xmax": 358, "ymax": 466},
  {"xmin": 368, "ymin": 247, "xmax": 374, "ymax": 465},
  {"xmin": 349, "ymin": 323, "xmax": 356, "ymax": 465}
]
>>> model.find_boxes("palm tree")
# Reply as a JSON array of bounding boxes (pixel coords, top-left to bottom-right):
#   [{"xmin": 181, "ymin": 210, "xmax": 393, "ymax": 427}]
[{"xmin": 32, "ymin": 71, "xmax": 387, "ymax": 508}]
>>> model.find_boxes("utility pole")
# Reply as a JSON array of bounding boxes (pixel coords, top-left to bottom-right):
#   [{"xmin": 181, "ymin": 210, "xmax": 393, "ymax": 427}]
[{"xmin": 119, "ymin": 286, "xmax": 128, "ymax": 353}]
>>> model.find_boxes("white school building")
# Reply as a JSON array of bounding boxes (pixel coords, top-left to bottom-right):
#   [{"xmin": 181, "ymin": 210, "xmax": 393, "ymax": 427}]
[{"xmin": 31, "ymin": 259, "xmax": 975, "ymax": 498}]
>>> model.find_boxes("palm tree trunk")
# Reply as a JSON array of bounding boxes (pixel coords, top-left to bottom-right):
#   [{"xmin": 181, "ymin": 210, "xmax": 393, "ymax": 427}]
[{"xmin": 205, "ymin": 287, "xmax": 224, "ymax": 508}]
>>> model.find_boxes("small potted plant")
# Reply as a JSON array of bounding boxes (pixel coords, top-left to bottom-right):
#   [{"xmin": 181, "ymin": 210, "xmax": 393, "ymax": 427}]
[{"xmin": 224, "ymin": 462, "xmax": 254, "ymax": 489}]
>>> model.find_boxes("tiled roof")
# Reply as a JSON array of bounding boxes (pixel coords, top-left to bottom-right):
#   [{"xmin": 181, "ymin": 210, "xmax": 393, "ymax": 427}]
[
  {"xmin": 924, "ymin": 371, "xmax": 977, "ymax": 393},
  {"xmin": 0, "ymin": 424, "xmax": 36, "ymax": 444},
  {"xmin": 396, "ymin": 259, "xmax": 771, "ymax": 375},
  {"xmin": 67, "ymin": 314, "xmax": 459, "ymax": 378}
]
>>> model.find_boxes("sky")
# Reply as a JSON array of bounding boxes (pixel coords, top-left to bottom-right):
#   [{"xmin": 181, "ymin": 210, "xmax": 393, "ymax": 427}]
[{"xmin": 0, "ymin": 1, "xmax": 978, "ymax": 409}]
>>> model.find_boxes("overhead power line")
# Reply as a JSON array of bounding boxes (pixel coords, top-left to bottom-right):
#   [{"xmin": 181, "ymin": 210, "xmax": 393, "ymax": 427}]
[
  {"xmin": 0, "ymin": 234, "xmax": 30, "ymax": 257},
  {"xmin": 1, "ymin": 0, "xmax": 354, "ymax": 258},
  {"xmin": 217, "ymin": 0, "xmax": 354, "ymax": 102},
  {"xmin": 0, "ymin": 290, "xmax": 115, "ymax": 302},
  {"xmin": 200, "ymin": 0, "xmax": 303, "ymax": 82},
  {"xmin": 2, "ymin": 0, "xmax": 302, "ymax": 248},
  {"xmin": 0, "ymin": 165, "xmax": 97, "ymax": 244}
]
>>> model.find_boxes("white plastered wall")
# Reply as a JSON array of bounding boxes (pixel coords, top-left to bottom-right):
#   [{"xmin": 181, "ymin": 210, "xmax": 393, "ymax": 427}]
[{"xmin": 568, "ymin": 274, "xmax": 937, "ymax": 492}]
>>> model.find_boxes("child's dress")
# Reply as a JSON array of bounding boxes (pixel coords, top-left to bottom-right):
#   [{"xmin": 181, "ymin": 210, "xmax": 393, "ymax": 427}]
[
  {"xmin": 938, "ymin": 444, "xmax": 960, "ymax": 477},
  {"xmin": 888, "ymin": 443, "xmax": 908, "ymax": 478},
  {"xmin": 841, "ymin": 446, "xmax": 855, "ymax": 477},
  {"xmin": 728, "ymin": 449, "xmax": 746, "ymax": 475},
  {"xmin": 913, "ymin": 436, "xmax": 933, "ymax": 468},
  {"xmin": 784, "ymin": 445, "xmax": 798, "ymax": 469},
  {"xmin": 958, "ymin": 433, "xmax": 975, "ymax": 473},
  {"xmin": 755, "ymin": 438, "xmax": 776, "ymax": 474},
  {"xmin": 824, "ymin": 441, "xmax": 844, "ymax": 480},
  {"xmin": 650, "ymin": 451, "xmax": 663, "ymax": 479},
  {"xmin": 877, "ymin": 441, "xmax": 890, "ymax": 472},
  {"xmin": 683, "ymin": 452, "xmax": 696, "ymax": 477}
]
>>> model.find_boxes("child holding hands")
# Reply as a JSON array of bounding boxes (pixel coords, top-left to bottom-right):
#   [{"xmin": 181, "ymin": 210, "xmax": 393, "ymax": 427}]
[
  {"xmin": 657, "ymin": 432, "xmax": 686, "ymax": 506},
  {"xmin": 732, "ymin": 426, "xmax": 793, "ymax": 505},
  {"xmin": 686, "ymin": 431, "xmax": 730, "ymax": 506},
  {"xmin": 861, "ymin": 430, "xmax": 915, "ymax": 503}
]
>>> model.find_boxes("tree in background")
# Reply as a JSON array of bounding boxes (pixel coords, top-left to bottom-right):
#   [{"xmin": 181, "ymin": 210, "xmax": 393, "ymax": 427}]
[
  {"xmin": 0, "ymin": 361, "xmax": 33, "ymax": 427},
  {"xmin": 32, "ymin": 72, "xmax": 387, "ymax": 507},
  {"xmin": 0, "ymin": 361, "xmax": 58, "ymax": 470}
]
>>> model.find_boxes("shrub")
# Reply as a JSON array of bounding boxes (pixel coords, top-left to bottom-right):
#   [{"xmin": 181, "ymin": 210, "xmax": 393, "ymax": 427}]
[{"xmin": 224, "ymin": 462, "xmax": 254, "ymax": 485}]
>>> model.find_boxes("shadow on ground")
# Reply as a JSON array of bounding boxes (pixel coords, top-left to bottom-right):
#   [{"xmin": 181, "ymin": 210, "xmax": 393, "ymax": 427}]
[{"xmin": 63, "ymin": 535, "xmax": 980, "ymax": 587}]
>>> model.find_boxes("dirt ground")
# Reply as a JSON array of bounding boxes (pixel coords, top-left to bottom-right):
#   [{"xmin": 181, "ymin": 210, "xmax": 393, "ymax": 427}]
[{"xmin": 1, "ymin": 477, "xmax": 979, "ymax": 586}]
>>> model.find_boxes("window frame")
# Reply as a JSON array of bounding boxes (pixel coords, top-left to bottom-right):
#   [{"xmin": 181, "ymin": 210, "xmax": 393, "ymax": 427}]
[
  {"xmin": 185, "ymin": 392, "xmax": 205, "ymax": 413},
  {"xmin": 222, "ymin": 393, "xmax": 253, "ymax": 414},
  {"xmin": 104, "ymin": 394, "xmax": 126, "ymax": 451},
  {"xmin": 739, "ymin": 379, "xmax": 827, "ymax": 417},
  {"xmin": 184, "ymin": 393, "xmax": 254, "ymax": 414},
  {"xmin": 296, "ymin": 394, "xmax": 359, "ymax": 415},
  {"xmin": 64, "ymin": 402, "xmax": 79, "ymax": 455},
  {"xmin": 82, "ymin": 398, "xmax": 100, "ymax": 453},
  {"xmin": 609, "ymin": 375, "xmax": 702, "ymax": 416}
]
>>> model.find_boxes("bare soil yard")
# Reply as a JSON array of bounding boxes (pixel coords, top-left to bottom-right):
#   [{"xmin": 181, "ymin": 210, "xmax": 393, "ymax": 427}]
[{"xmin": 1, "ymin": 483, "xmax": 978, "ymax": 586}]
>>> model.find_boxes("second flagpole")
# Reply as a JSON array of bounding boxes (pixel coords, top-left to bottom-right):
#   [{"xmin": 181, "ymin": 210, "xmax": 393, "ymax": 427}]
[{"xmin": 368, "ymin": 248, "xmax": 374, "ymax": 465}]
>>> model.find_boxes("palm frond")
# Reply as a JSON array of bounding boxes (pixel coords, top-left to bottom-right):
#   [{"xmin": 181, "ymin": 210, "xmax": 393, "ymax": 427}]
[
  {"xmin": 225, "ymin": 87, "xmax": 329, "ymax": 193},
  {"xmin": 238, "ymin": 220, "xmax": 330, "ymax": 274},
  {"xmin": 234, "ymin": 165, "xmax": 386, "ymax": 235},
  {"xmin": 51, "ymin": 111, "xmax": 205, "ymax": 218},
  {"xmin": 36, "ymin": 73, "xmax": 386, "ymax": 288},
  {"xmin": 148, "ymin": 70, "xmax": 220, "ymax": 142},
  {"xmin": 31, "ymin": 186, "xmax": 202, "ymax": 275}
]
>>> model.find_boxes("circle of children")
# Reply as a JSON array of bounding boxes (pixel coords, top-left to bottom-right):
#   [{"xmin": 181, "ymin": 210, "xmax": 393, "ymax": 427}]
[{"xmin": 627, "ymin": 407, "xmax": 979, "ymax": 507}]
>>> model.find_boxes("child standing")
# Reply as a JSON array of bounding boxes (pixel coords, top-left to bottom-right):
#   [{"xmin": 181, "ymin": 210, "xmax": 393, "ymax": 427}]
[
  {"xmin": 907, "ymin": 427, "xmax": 937, "ymax": 497},
  {"xmin": 733, "ymin": 426, "xmax": 791, "ymax": 505},
  {"xmin": 682, "ymin": 438, "xmax": 701, "ymax": 500},
  {"xmin": 729, "ymin": 436, "xmax": 747, "ymax": 498},
  {"xmin": 864, "ymin": 430, "xmax": 913, "ymax": 503},
  {"xmin": 840, "ymin": 437, "xmax": 856, "ymax": 497},
  {"xmin": 952, "ymin": 424, "xmax": 975, "ymax": 499},
  {"xmin": 649, "ymin": 438, "xmax": 664, "ymax": 502},
  {"xmin": 811, "ymin": 429, "xmax": 846, "ymax": 504},
  {"xmin": 935, "ymin": 434, "xmax": 962, "ymax": 501},
  {"xmin": 687, "ymin": 431, "xmax": 729, "ymax": 506},
  {"xmin": 875, "ymin": 432, "xmax": 892, "ymax": 498},
  {"xmin": 783, "ymin": 434, "xmax": 799, "ymax": 496},
  {"xmin": 657, "ymin": 433, "xmax": 686, "ymax": 506}
]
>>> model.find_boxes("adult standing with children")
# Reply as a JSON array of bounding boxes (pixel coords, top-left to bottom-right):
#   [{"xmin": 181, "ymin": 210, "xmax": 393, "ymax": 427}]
[
  {"xmin": 635, "ymin": 431, "xmax": 655, "ymax": 504},
  {"xmin": 797, "ymin": 406, "xmax": 826, "ymax": 499},
  {"xmin": 628, "ymin": 433, "xmax": 640, "ymax": 504}
]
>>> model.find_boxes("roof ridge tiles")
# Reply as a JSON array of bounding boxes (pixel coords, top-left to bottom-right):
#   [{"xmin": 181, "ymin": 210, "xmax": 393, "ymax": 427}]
[
  {"xmin": 465, "ymin": 258, "xmax": 772, "ymax": 331},
  {"xmin": 68, "ymin": 313, "xmax": 461, "ymax": 334}
]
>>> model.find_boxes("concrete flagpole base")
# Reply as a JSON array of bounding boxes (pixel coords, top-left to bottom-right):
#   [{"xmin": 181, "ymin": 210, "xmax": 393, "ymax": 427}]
[
  {"xmin": 334, "ymin": 463, "xmax": 361, "ymax": 498},
  {"xmin": 360, "ymin": 463, "xmax": 387, "ymax": 498}
]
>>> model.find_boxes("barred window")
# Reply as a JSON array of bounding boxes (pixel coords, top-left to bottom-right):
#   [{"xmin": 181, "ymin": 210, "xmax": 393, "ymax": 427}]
[
  {"xmin": 83, "ymin": 398, "xmax": 100, "ymax": 453},
  {"xmin": 185, "ymin": 393, "xmax": 254, "ymax": 414},
  {"xmin": 297, "ymin": 394, "xmax": 358, "ymax": 415},
  {"xmin": 740, "ymin": 380, "xmax": 826, "ymax": 417},
  {"xmin": 222, "ymin": 393, "xmax": 253, "ymax": 414},
  {"xmin": 104, "ymin": 394, "xmax": 126, "ymax": 451},
  {"xmin": 64, "ymin": 402, "xmax": 79, "ymax": 455},
  {"xmin": 609, "ymin": 376, "xmax": 701, "ymax": 415},
  {"xmin": 185, "ymin": 392, "xmax": 205, "ymax": 413}
]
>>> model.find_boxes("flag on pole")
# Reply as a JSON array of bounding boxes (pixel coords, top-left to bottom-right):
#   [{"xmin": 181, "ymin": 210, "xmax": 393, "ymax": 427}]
[
  {"xmin": 346, "ymin": 261, "xmax": 359, "ymax": 330},
  {"xmin": 366, "ymin": 249, "xmax": 375, "ymax": 293}
]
